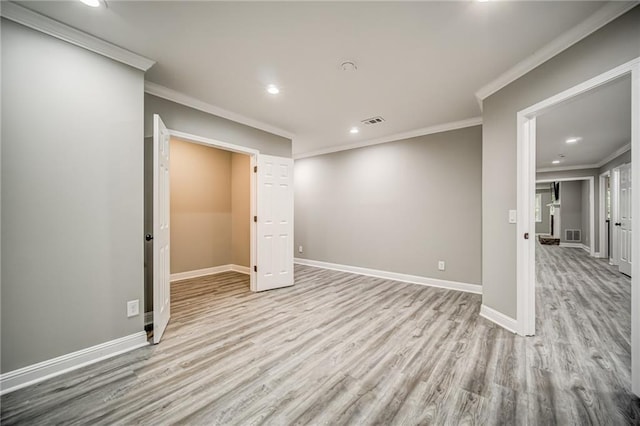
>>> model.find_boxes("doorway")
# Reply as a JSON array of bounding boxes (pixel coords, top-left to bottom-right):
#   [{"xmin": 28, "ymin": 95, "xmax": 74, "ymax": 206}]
[
  {"xmin": 516, "ymin": 57, "xmax": 640, "ymax": 394},
  {"xmin": 536, "ymin": 177, "xmax": 595, "ymax": 255},
  {"xmin": 144, "ymin": 117, "xmax": 295, "ymax": 344}
]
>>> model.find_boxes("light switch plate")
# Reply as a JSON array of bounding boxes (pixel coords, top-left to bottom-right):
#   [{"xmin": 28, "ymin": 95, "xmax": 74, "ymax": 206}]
[{"xmin": 509, "ymin": 209, "xmax": 517, "ymax": 224}]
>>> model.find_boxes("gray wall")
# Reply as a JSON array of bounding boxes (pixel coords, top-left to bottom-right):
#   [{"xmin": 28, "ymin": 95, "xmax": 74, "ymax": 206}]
[
  {"xmin": 535, "ymin": 189, "xmax": 551, "ymax": 235},
  {"xmin": 144, "ymin": 94, "xmax": 292, "ymax": 158},
  {"xmin": 560, "ymin": 181, "xmax": 583, "ymax": 243},
  {"xmin": 295, "ymin": 126, "xmax": 482, "ymax": 285},
  {"xmin": 482, "ymin": 6, "xmax": 640, "ymax": 319},
  {"xmin": 1, "ymin": 20, "xmax": 144, "ymax": 373}
]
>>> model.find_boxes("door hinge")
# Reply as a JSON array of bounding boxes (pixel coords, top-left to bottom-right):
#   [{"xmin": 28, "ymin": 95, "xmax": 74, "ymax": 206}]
[
  {"xmin": 524, "ymin": 232, "xmax": 529, "ymax": 240},
  {"xmin": 254, "ymin": 166, "xmax": 257, "ymax": 173},
  {"xmin": 254, "ymin": 265, "xmax": 257, "ymax": 272},
  {"xmin": 254, "ymin": 216, "xmax": 257, "ymax": 222}
]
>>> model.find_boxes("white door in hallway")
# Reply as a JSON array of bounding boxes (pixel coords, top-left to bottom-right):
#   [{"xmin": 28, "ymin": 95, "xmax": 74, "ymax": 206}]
[
  {"xmin": 256, "ymin": 155, "xmax": 294, "ymax": 291},
  {"xmin": 619, "ymin": 163, "xmax": 632, "ymax": 276},
  {"xmin": 153, "ymin": 114, "xmax": 171, "ymax": 343}
]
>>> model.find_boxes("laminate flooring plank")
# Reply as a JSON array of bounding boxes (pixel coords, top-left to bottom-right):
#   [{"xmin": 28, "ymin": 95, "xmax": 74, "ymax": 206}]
[{"xmin": 3, "ymin": 243, "xmax": 640, "ymax": 425}]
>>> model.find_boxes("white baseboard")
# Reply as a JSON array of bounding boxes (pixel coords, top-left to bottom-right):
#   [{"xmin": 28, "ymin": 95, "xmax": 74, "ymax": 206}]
[
  {"xmin": 230, "ymin": 264, "xmax": 251, "ymax": 275},
  {"xmin": 559, "ymin": 242, "xmax": 583, "ymax": 249},
  {"xmin": 170, "ymin": 264, "xmax": 250, "ymax": 282},
  {"xmin": 294, "ymin": 258, "xmax": 481, "ymax": 295},
  {"xmin": 559, "ymin": 242, "xmax": 591, "ymax": 253},
  {"xmin": 480, "ymin": 304, "xmax": 518, "ymax": 334},
  {"xmin": 0, "ymin": 331, "xmax": 148, "ymax": 396}
]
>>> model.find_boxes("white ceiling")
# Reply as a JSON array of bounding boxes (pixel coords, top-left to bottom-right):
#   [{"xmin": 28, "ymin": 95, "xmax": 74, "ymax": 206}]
[
  {"xmin": 536, "ymin": 75, "xmax": 631, "ymax": 171},
  {"xmin": 16, "ymin": 1, "xmax": 612, "ymax": 156}
]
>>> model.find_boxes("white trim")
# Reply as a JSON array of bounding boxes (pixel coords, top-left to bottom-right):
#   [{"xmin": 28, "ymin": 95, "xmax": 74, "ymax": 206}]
[
  {"xmin": 599, "ymin": 170, "xmax": 611, "ymax": 259},
  {"xmin": 536, "ymin": 143, "xmax": 631, "ymax": 173},
  {"xmin": 0, "ymin": 332, "xmax": 148, "ymax": 396},
  {"xmin": 480, "ymin": 304, "xmax": 518, "ymax": 334},
  {"xmin": 598, "ymin": 143, "xmax": 632, "ymax": 168},
  {"xmin": 293, "ymin": 117, "xmax": 482, "ymax": 159},
  {"xmin": 170, "ymin": 264, "xmax": 251, "ymax": 282},
  {"xmin": 537, "ymin": 164, "xmax": 599, "ymax": 173},
  {"xmin": 0, "ymin": 2, "xmax": 155, "ymax": 71},
  {"xmin": 230, "ymin": 264, "xmax": 251, "ymax": 275},
  {"xmin": 475, "ymin": 1, "xmax": 637, "ymax": 103},
  {"xmin": 520, "ymin": 58, "xmax": 640, "ymax": 117},
  {"xmin": 559, "ymin": 242, "xmax": 587, "ymax": 250},
  {"xmin": 169, "ymin": 130, "xmax": 259, "ymax": 156},
  {"xmin": 146, "ymin": 82, "xmax": 294, "ymax": 140},
  {"xmin": 171, "ymin": 265, "xmax": 231, "ymax": 282},
  {"xmin": 517, "ymin": 56, "xmax": 640, "ymax": 395},
  {"xmin": 294, "ymin": 258, "xmax": 482, "ymax": 295}
]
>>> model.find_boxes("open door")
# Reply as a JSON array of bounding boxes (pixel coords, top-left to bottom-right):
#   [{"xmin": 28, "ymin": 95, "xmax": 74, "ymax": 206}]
[
  {"xmin": 153, "ymin": 114, "xmax": 171, "ymax": 343},
  {"xmin": 620, "ymin": 163, "xmax": 632, "ymax": 276},
  {"xmin": 256, "ymin": 154, "xmax": 294, "ymax": 291}
]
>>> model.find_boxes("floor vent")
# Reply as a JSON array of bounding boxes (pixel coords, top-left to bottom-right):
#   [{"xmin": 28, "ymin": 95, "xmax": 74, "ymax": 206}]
[
  {"xmin": 565, "ymin": 229, "xmax": 581, "ymax": 242},
  {"xmin": 361, "ymin": 116, "xmax": 385, "ymax": 125}
]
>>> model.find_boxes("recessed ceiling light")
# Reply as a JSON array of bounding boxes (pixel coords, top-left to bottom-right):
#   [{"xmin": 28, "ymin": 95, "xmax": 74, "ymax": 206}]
[
  {"xmin": 565, "ymin": 137, "xmax": 581, "ymax": 144},
  {"xmin": 80, "ymin": 0, "xmax": 101, "ymax": 7},
  {"xmin": 350, "ymin": 127, "xmax": 359, "ymax": 134},
  {"xmin": 552, "ymin": 160, "xmax": 561, "ymax": 164},
  {"xmin": 477, "ymin": 0, "xmax": 489, "ymax": 3},
  {"xmin": 266, "ymin": 85, "xmax": 280, "ymax": 95}
]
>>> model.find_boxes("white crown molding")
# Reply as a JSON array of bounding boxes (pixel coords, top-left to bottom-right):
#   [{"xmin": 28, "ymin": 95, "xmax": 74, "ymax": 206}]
[
  {"xmin": 144, "ymin": 81, "xmax": 295, "ymax": 140},
  {"xmin": 294, "ymin": 258, "xmax": 482, "ymax": 295},
  {"xmin": 475, "ymin": 1, "xmax": 638, "ymax": 104},
  {"xmin": 293, "ymin": 116, "xmax": 482, "ymax": 159},
  {"xmin": 480, "ymin": 304, "xmax": 518, "ymax": 334},
  {"xmin": 596, "ymin": 143, "xmax": 631, "ymax": 168},
  {"xmin": 0, "ymin": 332, "xmax": 148, "ymax": 395},
  {"xmin": 0, "ymin": 2, "xmax": 155, "ymax": 71},
  {"xmin": 537, "ymin": 164, "xmax": 599, "ymax": 173},
  {"xmin": 536, "ymin": 143, "xmax": 631, "ymax": 173}
]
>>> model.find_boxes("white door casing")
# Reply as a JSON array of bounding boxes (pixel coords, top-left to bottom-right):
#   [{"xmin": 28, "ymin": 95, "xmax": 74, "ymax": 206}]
[
  {"xmin": 153, "ymin": 114, "xmax": 171, "ymax": 344},
  {"xmin": 620, "ymin": 163, "xmax": 632, "ymax": 276},
  {"xmin": 517, "ymin": 57, "xmax": 640, "ymax": 396},
  {"xmin": 612, "ymin": 167, "xmax": 621, "ymax": 266},
  {"xmin": 256, "ymin": 155, "xmax": 294, "ymax": 291}
]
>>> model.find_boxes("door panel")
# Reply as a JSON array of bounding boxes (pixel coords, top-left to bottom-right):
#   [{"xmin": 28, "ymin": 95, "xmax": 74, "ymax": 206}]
[
  {"xmin": 256, "ymin": 155, "xmax": 294, "ymax": 291},
  {"xmin": 153, "ymin": 114, "xmax": 171, "ymax": 343},
  {"xmin": 620, "ymin": 163, "xmax": 632, "ymax": 276}
]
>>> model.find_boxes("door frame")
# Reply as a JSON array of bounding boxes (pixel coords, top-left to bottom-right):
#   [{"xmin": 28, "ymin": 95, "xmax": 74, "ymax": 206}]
[
  {"xmin": 536, "ymin": 177, "xmax": 595, "ymax": 256},
  {"xmin": 167, "ymin": 129, "xmax": 260, "ymax": 291},
  {"xmin": 516, "ymin": 56, "xmax": 640, "ymax": 394},
  {"xmin": 612, "ymin": 167, "xmax": 621, "ymax": 266},
  {"xmin": 599, "ymin": 170, "xmax": 611, "ymax": 260}
]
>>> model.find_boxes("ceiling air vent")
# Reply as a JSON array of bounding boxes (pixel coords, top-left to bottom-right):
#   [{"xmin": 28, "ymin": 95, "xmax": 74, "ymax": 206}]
[{"xmin": 361, "ymin": 116, "xmax": 385, "ymax": 125}]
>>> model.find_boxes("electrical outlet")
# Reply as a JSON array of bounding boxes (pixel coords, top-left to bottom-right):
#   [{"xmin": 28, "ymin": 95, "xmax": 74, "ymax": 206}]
[
  {"xmin": 127, "ymin": 300, "xmax": 139, "ymax": 317},
  {"xmin": 438, "ymin": 261, "xmax": 445, "ymax": 271},
  {"xmin": 298, "ymin": 245, "xmax": 303, "ymax": 254}
]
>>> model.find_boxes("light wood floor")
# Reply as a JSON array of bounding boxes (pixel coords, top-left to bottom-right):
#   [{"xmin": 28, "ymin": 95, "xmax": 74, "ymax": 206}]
[{"xmin": 2, "ymin": 244, "xmax": 640, "ymax": 424}]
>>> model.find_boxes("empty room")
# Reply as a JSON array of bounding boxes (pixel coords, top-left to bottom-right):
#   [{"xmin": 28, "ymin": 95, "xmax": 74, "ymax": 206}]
[{"xmin": 2, "ymin": 1, "xmax": 640, "ymax": 424}]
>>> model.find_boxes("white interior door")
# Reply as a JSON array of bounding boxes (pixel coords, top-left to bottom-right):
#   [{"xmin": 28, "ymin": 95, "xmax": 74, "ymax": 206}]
[
  {"xmin": 620, "ymin": 163, "xmax": 632, "ymax": 276},
  {"xmin": 256, "ymin": 155, "xmax": 294, "ymax": 291},
  {"xmin": 153, "ymin": 114, "xmax": 171, "ymax": 343}
]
